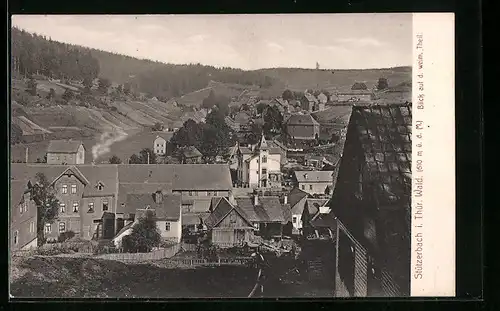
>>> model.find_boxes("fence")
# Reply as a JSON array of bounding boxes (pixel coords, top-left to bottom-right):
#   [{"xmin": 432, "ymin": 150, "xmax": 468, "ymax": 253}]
[
  {"xmin": 167, "ymin": 256, "xmax": 253, "ymax": 267},
  {"xmin": 180, "ymin": 242, "xmax": 198, "ymax": 252},
  {"xmin": 96, "ymin": 243, "xmax": 180, "ymax": 262}
]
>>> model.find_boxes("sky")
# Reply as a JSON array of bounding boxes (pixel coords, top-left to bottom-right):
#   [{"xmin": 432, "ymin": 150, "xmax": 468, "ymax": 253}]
[{"xmin": 12, "ymin": 14, "xmax": 412, "ymax": 70}]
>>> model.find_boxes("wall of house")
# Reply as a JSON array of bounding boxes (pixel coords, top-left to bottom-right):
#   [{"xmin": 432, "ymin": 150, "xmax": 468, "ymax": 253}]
[
  {"xmin": 49, "ymin": 174, "xmax": 86, "ymax": 240},
  {"xmin": 11, "ymin": 192, "xmax": 37, "ymax": 251},
  {"xmin": 47, "ymin": 152, "xmax": 77, "ymax": 165},
  {"xmin": 246, "ymin": 152, "xmax": 281, "ymax": 187},
  {"xmin": 298, "ymin": 181, "xmax": 333, "ymax": 195},
  {"xmin": 291, "ymin": 213, "xmax": 303, "ymax": 234},
  {"xmin": 80, "ymin": 195, "xmax": 115, "ymax": 240},
  {"xmin": 154, "ymin": 138, "xmax": 167, "ymax": 155},
  {"xmin": 157, "ymin": 219, "xmax": 182, "ymax": 243},
  {"xmin": 287, "ymin": 124, "xmax": 319, "ymax": 140},
  {"xmin": 174, "ymin": 190, "xmax": 230, "ymax": 198}
]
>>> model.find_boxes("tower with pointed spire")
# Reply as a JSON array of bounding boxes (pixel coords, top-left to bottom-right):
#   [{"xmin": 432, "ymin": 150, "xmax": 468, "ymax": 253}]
[{"xmin": 257, "ymin": 134, "xmax": 269, "ymax": 188}]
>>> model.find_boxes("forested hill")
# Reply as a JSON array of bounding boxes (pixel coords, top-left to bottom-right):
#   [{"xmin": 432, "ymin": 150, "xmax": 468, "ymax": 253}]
[{"xmin": 10, "ymin": 27, "xmax": 276, "ymax": 99}]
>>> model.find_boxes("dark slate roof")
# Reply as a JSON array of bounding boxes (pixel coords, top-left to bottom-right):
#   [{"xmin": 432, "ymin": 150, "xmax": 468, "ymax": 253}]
[
  {"xmin": 305, "ymin": 199, "xmax": 330, "ymax": 215},
  {"xmin": 126, "ymin": 193, "xmax": 181, "ymax": 220},
  {"xmin": 234, "ymin": 111, "xmax": 252, "ymax": 124},
  {"xmin": 78, "ymin": 165, "xmax": 119, "ymax": 198},
  {"xmin": 281, "ymin": 204, "xmax": 292, "ymax": 223},
  {"xmin": 331, "ymin": 103, "xmax": 412, "ymax": 288},
  {"xmin": 47, "ymin": 140, "xmax": 84, "ymax": 153},
  {"xmin": 235, "ymin": 196, "xmax": 285, "ymax": 223},
  {"xmin": 312, "ymin": 106, "xmax": 353, "ymax": 125},
  {"xmin": 311, "ymin": 212, "xmax": 337, "ymax": 228},
  {"xmin": 118, "ymin": 183, "xmax": 173, "ymax": 208},
  {"xmin": 286, "ymin": 113, "xmax": 320, "ymax": 126},
  {"xmin": 117, "ymin": 164, "xmax": 232, "ymax": 191},
  {"xmin": 287, "ymin": 187, "xmax": 309, "ymax": 210},
  {"xmin": 153, "ymin": 132, "xmax": 174, "ymax": 142}
]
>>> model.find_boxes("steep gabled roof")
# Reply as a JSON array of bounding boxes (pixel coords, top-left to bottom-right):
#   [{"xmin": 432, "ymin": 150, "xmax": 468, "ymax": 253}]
[
  {"xmin": 303, "ymin": 93, "xmax": 318, "ymax": 103},
  {"xmin": 204, "ymin": 197, "xmax": 253, "ymax": 229},
  {"xmin": 179, "ymin": 146, "xmax": 203, "ymax": 159},
  {"xmin": 47, "ymin": 140, "xmax": 84, "ymax": 153},
  {"xmin": 287, "ymin": 187, "xmax": 309, "ymax": 210}
]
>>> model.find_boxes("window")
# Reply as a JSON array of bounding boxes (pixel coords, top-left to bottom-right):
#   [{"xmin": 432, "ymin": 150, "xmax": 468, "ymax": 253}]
[
  {"xmin": 193, "ymin": 191, "xmax": 198, "ymax": 196},
  {"xmin": 72, "ymin": 201, "xmax": 79, "ymax": 213},
  {"xmin": 97, "ymin": 183, "xmax": 103, "ymax": 191},
  {"xmin": 165, "ymin": 222, "xmax": 171, "ymax": 231},
  {"xmin": 188, "ymin": 191, "xmax": 193, "ymax": 196},
  {"xmin": 309, "ymin": 185, "xmax": 313, "ymax": 190},
  {"xmin": 19, "ymin": 203, "xmax": 23, "ymax": 214},
  {"xmin": 29, "ymin": 221, "xmax": 35, "ymax": 233},
  {"xmin": 292, "ymin": 216, "xmax": 297, "ymax": 223},
  {"xmin": 262, "ymin": 168, "xmax": 267, "ymax": 175},
  {"xmin": 301, "ymin": 185, "xmax": 305, "ymax": 190},
  {"xmin": 88, "ymin": 202, "xmax": 94, "ymax": 213},
  {"xmin": 23, "ymin": 202, "xmax": 28, "ymax": 213},
  {"xmin": 62, "ymin": 185, "xmax": 68, "ymax": 194},
  {"xmin": 13, "ymin": 231, "xmax": 18, "ymax": 245},
  {"xmin": 60, "ymin": 203, "xmax": 66, "ymax": 213},
  {"xmin": 262, "ymin": 155, "xmax": 267, "ymax": 163},
  {"xmin": 102, "ymin": 199, "xmax": 109, "ymax": 211},
  {"xmin": 207, "ymin": 191, "xmax": 213, "ymax": 196},
  {"xmin": 71, "ymin": 184, "xmax": 77, "ymax": 194},
  {"xmin": 59, "ymin": 222, "xmax": 66, "ymax": 233},
  {"xmin": 213, "ymin": 191, "xmax": 218, "ymax": 196},
  {"xmin": 157, "ymin": 144, "xmax": 160, "ymax": 147},
  {"xmin": 44, "ymin": 223, "xmax": 52, "ymax": 233}
]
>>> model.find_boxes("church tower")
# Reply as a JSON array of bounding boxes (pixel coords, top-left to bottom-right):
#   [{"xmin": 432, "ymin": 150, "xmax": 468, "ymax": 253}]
[{"xmin": 257, "ymin": 134, "xmax": 269, "ymax": 188}]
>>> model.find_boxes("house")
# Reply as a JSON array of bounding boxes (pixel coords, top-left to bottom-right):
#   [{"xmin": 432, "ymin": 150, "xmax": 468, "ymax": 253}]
[
  {"xmin": 269, "ymin": 98, "xmax": 289, "ymax": 113},
  {"xmin": 294, "ymin": 170, "xmax": 334, "ymax": 196},
  {"xmin": 10, "ymin": 180, "xmax": 37, "ymax": 251},
  {"xmin": 304, "ymin": 155, "xmax": 325, "ymax": 169},
  {"xmin": 312, "ymin": 105, "xmax": 353, "ymax": 142},
  {"xmin": 286, "ymin": 113, "xmax": 320, "ymax": 141},
  {"xmin": 330, "ymin": 103, "xmax": 412, "ymax": 297},
  {"xmin": 336, "ymin": 90, "xmax": 374, "ymax": 102},
  {"xmin": 153, "ymin": 133, "xmax": 173, "ymax": 156},
  {"xmin": 300, "ymin": 199, "xmax": 331, "ymax": 238},
  {"xmin": 178, "ymin": 146, "xmax": 203, "ymax": 164},
  {"xmin": 236, "ymin": 135, "xmax": 282, "ymax": 188},
  {"xmin": 122, "ymin": 191, "xmax": 182, "ymax": 244},
  {"xmin": 286, "ymin": 187, "xmax": 330, "ymax": 235},
  {"xmin": 300, "ymin": 93, "xmax": 319, "ymax": 112},
  {"xmin": 235, "ymin": 195, "xmax": 286, "ymax": 238},
  {"xmin": 10, "ymin": 163, "xmax": 234, "ymax": 242},
  {"xmin": 204, "ymin": 197, "xmax": 255, "ymax": 247},
  {"xmin": 47, "ymin": 140, "xmax": 85, "ymax": 165}
]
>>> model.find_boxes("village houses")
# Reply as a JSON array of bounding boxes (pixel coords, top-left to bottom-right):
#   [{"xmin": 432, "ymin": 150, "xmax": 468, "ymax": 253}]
[
  {"xmin": 10, "ymin": 162, "xmax": 234, "ymax": 244},
  {"xmin": 300, "ymin": 93, "xmax": 321, "ymax": 112},
  {"xmin": 46, "ymin": 139, "xmax": 85, "ymax": 165}
]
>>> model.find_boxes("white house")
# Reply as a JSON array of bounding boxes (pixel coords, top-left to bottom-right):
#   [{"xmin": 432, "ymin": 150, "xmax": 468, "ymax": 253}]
[
  {"xmin": 286, "ymin": 187, "xmax": 330, "ymax": 235},
  {"xmin": 294, "ymin": 170, "xmax": 335, "ymax": 196},
  {"xmin": 112, "ymin": 191, "xmax": 182, "ymax": 248},
  {"xmin": 236, "ymin": 135, "xmax": 282, "ymax": 188},
  {"xmin": 153, "ymin": 135, "xmax": 168, "ymax": 156}
]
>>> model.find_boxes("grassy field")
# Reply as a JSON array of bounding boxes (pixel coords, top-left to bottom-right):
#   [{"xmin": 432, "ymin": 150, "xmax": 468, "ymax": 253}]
[{"xmin": 10, "ymin": 255, "xmax": 334, "ymax": 298}]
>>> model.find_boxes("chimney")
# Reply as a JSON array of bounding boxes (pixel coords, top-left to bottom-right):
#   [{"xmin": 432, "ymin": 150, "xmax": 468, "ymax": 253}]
[
  {"xmin": 304, "ymin": 173, "xmax": 308, "ymax": 180},
  {"xmin": 254, "ymin": 194, "xmax": 259, "ymax": 206}
]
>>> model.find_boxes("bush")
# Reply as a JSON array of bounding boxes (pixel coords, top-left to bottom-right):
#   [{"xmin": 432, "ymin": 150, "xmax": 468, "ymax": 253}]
[
  {"xmin": 57, "ymin": 231, "xmax": 76, "ymax": 243},
  {"xmin": 93, "ymin": 244, "xmax": 120, "ymax": 255}
]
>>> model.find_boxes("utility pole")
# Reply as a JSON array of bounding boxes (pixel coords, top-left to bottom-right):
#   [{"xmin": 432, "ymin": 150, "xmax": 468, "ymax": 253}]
[
  {"xmin": 147, "ymin": 152, "xmax": 150, "ymax": 165},
  {"xmin": 25, "ymin": 147, "xmax": 29, "ymax": 163}
]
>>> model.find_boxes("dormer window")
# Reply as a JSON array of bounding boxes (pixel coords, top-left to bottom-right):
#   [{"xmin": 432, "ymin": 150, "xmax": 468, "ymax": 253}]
[{"xmin": 96, "ymin": 182, "xmax": 104, "ymax": 191}]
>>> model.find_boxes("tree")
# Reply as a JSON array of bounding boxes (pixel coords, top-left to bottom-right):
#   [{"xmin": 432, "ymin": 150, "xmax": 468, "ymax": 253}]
[
  {"xmin": 282, "ymin": 89, "xmax": 293, "ymax": 101},
  {"xmin": 98, "ymin": 78, "xmax": 111, "ymax": 94},
  {"xmin": 241, "ymin": 103, "xmax": 250, "ymax": 111},
  {"xmin": 202, "ymin": 90, "xmax": 217, "ymax": 109},
  {"xmin": 129, "ymin": 154, "xmax": 142, "ymax": 164},
  {"xmin": 47, "ymin": 88, "xmax": 56, "ymax": 100},
  {"xmin": 62, "ymin": 88, "xmax": 74, "ymax": 102},
  {"xmin": 31, "ymin": 172, "xmax": 59, "ymax": 245},
  {"xmin": 170, "ymin": 119, "xmax": 204, "ymax": 148},
  {"xmin": 124, "ymin": 210, "xmax": 161, "ymax": 253},
  {"xmin": 109, "ymin": 155, "xmax": 122, "ymax": 164},
  {"xmin": 263, "ymin": 105, "xmax": 284, "ymax": 137},
  {"xmin": 256, "ymin": 102, "xmax": 268, "ymax": 115},
  {"xmin": 27, "ymin": 77, "xmax": 37, "ymax": 96},
  {"xmin": 152, "ymin": 122, "xmax": 164, "ymax": 132},
  {"xmin": 351, "ymin": 82, "xmax": 368, "ymax": 90},
  {"xmin": 377, "ymin": 78, "xmax": 389, "ymax": 90},
  {"xmin": 139, "ymin": 148, "xmax": 156, "ymax": 164}
]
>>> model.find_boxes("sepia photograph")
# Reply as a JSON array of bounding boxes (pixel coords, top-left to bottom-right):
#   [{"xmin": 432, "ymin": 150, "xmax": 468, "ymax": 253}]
[{"xmin": 9, "ymin": 14, "xmax": 422, "ymax": 298}]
